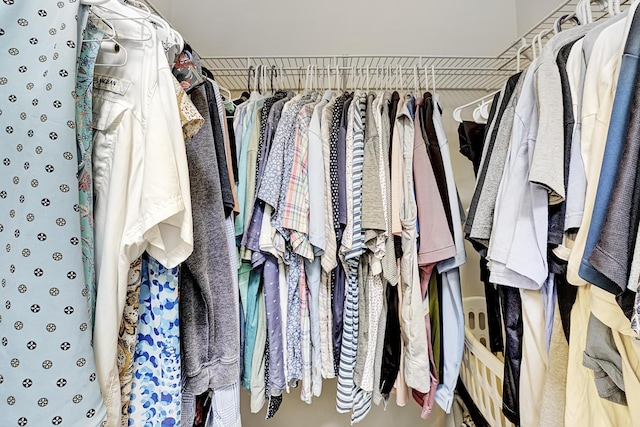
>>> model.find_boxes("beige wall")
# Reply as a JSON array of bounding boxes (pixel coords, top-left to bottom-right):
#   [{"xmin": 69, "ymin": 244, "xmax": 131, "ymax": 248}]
[
  {"xmin": 515, "ymin": 0, "xmax": 566, "ymax": 35},
  {"xmin": 151, "ymin": 0, "xmax": 518, "ymax": 57}
]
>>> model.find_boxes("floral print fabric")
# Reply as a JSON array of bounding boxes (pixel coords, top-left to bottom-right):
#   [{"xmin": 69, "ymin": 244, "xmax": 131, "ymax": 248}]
[
  {"xmin": 76, "ymin": 19, "xmax": 103, "ymax": 328},
  {"xmin": 118, "ymin": 257, "xmax": 142, "ymax": 426},
  {"xmin": 128, "ymin": 255, "xmax": 181, "ymax": 426},
  {"xmin": 171, "ymin": 76, "xmax": 204, "ymax": 142}
]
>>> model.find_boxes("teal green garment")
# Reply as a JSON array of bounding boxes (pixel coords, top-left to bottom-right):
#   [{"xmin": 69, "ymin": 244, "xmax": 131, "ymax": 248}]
[
  {"xmin": 238, "ymin": 262, "xmax": 251, "ymax": 316},
  {"xmin": 76, "ymin": 21, "xmax": 104, "ymax": 328},
  {"xmin": 234, "ymin": 100, "xmax": 259, "ymax": 240},
  {"xmin": 243, "ymin": 268, "xmax": 262, "ymax": 389}
]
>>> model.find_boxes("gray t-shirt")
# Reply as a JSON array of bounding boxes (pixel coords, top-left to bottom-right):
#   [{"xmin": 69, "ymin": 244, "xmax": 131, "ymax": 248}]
[{"xmin": 467, "ymin": 73, "xmax": 526, "ymax": 247}]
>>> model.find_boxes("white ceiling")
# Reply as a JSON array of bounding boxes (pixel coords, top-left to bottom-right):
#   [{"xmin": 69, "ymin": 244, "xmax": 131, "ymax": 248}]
[{"xmin": 150, "ymin": 0, "xmax": 566, "ymax": 58}]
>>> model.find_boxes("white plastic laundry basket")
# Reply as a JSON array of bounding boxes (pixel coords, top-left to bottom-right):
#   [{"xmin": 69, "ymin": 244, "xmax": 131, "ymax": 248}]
[{"xmin": 460, "ymin": 296, "xmax": 515, "ymax": 427}]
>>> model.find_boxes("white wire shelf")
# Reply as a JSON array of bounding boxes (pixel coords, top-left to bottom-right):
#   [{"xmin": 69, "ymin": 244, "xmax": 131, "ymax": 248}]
[{"xmin": 144, "ymin": 0, "xmax": 628, "ymax": 91}]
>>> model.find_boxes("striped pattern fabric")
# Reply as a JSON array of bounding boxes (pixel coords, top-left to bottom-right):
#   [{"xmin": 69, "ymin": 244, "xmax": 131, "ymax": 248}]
[
  {"xmin": 349, "ymin": 94, "xmax": 374, "ymax": 424},
  {"xmin": 336, "ymin": 93, "xmax": 372, "ymax": 424},
  {"xmin": 208, "ymin": 381, "xmax": 241, "ymax": 427}
]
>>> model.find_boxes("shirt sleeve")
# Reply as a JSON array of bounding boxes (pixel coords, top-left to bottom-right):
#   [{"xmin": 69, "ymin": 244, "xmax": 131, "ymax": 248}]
[{"xmin": 127, "ymin": 66, "xmax": 193, "ymax": 268}]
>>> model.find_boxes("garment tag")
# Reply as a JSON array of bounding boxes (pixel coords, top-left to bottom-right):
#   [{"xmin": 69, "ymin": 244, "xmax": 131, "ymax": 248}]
[{"xmin": 93, "ymin": 74, "xmax": 130, "ymax": 95}]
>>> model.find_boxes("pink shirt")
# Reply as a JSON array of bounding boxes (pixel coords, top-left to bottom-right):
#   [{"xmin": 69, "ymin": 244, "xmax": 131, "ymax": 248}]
[{"xmin": 412, "ymin": 102, "xmax": 456, "ymax": 267}]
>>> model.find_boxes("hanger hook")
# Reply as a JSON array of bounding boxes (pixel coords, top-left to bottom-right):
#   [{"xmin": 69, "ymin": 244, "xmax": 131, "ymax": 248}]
[
  {"xmin": 270, "ymin": 65, "xmax": 277, "ymax": 93},
  {"xmin": 351, "ymin": 66, "xmax": 356, "ymax": 91},
  {"xmin": 247, "ymin": 65, "xmax": 255, "ymax": 94},
  {"xmin": 431, "ymin": 65, "xmax": 436, "ymax": 94}
]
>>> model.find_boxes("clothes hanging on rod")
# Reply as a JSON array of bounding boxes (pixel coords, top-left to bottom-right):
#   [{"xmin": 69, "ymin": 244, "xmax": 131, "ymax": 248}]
[
  {"xmin": 456, "ymin": 1, "xmax": 640, "ymax": 426},
  {"xmin": 1, "ymin": 1, "xmax": 471, "ymax": 425},
  {"xmin": 224, "ymin": 56, "xmax": 469, "ymax": 422}
]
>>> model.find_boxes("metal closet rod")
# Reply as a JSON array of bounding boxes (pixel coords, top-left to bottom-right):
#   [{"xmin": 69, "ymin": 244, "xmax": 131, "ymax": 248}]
[
  {"xmin": 205, "ymin": 66, "xmax": 515, "ymax": 73},
  {"xmin": 201, "ymin": 54, "xmax": 500, "ymax": 60}
]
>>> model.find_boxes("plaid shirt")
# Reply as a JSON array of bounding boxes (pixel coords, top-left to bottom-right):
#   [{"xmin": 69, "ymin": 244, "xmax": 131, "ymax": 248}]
[{"xmin": 281, "ymin": 101, "xmax": 319, "ymax": 261}]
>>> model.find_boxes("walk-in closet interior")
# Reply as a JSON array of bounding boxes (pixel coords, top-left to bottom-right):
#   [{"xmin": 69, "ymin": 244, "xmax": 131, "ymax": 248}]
[{"xmin": 1, "ymin": 0, "xmax": 639, "ymax": 426}]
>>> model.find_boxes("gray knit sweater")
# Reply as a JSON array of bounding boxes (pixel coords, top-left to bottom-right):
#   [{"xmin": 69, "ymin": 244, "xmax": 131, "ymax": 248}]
[{"xmin": 180, "ymin": 85, "xmax": 239, "ymax": 396}]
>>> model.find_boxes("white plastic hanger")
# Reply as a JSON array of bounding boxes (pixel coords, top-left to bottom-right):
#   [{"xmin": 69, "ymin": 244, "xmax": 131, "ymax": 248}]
[
  {"xmin": 515, "ymin": 38, "xmax": 529, "ymax": 72},
  {"xmin": 351, "ymin": 66, "xmax": 357, "ymax": 91},
  {"xmin": 613, "ymin": 0, "xmax": 622, "ymax": 15},
  {"xmin": 586, "ymin": 0, "xmax": 595, "ymax": 23},
  {"xmin": 217, "ymin": 83, "xmax": 232, "ymax": 101},
  {"xmin": 452, "ymin": 90, "xmax": 499, "ymax": 123},
  {"xmin": 480, "ymin": 99, "xmax": 491, "ymax": 119},
  {"xmin": 366, "ymin": 65, "xmax": 371, "ymax": 92},
  {"xmin": 472, "ymin": 105, "xmax": 484, "ymax": 123},
  {"xmin": 88, "ymin": 11, "xmax": 130, "ymax": 66},
  {"xmin": 532, "ymin": 28, "xmax": 552, "ymax": 60},
  {"xmin": 423, "ymin": 62, "xmax": 429, "ymax": 92},
  {"xmin": 430, "ymin": 65, "xmax": 436, "ymax": 94},
  {"xmin": 92, "ymin": 0, "xmax": 154, "ymax": 42},
  {"xmin": 576, "ymin": 0, "xmax": 585, "ymax": 24},
  {"xmin": 472, "ymin": 98, "xmax": 491, "ymax": 124}
]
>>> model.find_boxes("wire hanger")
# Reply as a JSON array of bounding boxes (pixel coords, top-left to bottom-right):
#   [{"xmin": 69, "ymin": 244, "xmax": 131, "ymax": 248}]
[
  {"xmin": 279, "ymin": 65, "xmax": 284, "ymax": 91},
  {"xmin": 253, "ymin": 64, "xmax": 262, "ymax": 93},
  {"xmin": 413, "ymin": 65, "xmax": 419, "ymax": 95},
  {"xmin": 270, "ymin": 65, "xmax": 277, "ymax": 93},
  {"xmin": 247, "ymin": 65, "xmax": 255, "ymax": 94}
]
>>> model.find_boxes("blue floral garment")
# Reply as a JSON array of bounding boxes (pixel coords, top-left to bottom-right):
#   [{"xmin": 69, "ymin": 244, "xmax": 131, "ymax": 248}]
[
  {"xmin": 76, "ymin": 20, "xmax": 103, "ymax": 328},
  {"xmin": 128, "ymin": 254, "xmax": 181, "ymax": 426}
]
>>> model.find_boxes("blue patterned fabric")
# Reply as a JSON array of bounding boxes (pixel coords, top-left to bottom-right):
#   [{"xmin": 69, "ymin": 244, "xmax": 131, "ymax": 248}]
[
  {"xmin": 0, "ymin": 2, "xmax": 107, "ymax": 425},
  {"xmin": 128, "ymin": 255, "xmax": 181, "ymax": 426}
]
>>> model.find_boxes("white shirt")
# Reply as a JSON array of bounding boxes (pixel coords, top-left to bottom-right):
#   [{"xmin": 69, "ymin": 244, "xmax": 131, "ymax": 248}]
[
  {"xmin": 91, "ymin": 6, "xmax": 193, "ymax": 425},
  {"xmin": 307, "ymin": 92, "xmax": 333, "ymax": 253}
]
